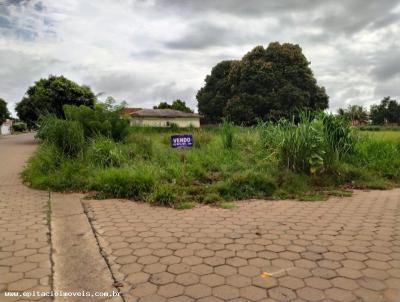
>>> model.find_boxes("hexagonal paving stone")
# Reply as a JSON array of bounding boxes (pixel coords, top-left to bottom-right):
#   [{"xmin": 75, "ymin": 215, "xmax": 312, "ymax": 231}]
[
  {"xmin": 240, "ymin": 285, "xmax": 267, "ymax": 301},
  {"xmin": 8, "ymin": 278, "xmax": 38, "ymax": 291},
  {"xmin": 204, "ymin": 256, "xmax": 225, "ymax": 266},
  {"xmin": 158, "ymin": 283, "xmax": 185, "ymax": 298},
  {"xmin": 191, "ymin": 264, "xmax": 213, "ymax": 276},
  {"xmin": 226, "ymin": 275, "xmax": 251, "ymax": 287},
  {"xmin": 182, "ymin": 256, "xmax": 203, "ymax": 266},
  {"xmin": 214, "ymin": 265, "xmax": 237, "ymax": 276},
  {"xmin": 213, "ymin": 285, "xmax": 240, "ymax": 300},
  {"xmin": 131, "ymin": 282, "xmax": 158, "ymax": 297},
  {"xmin": 2, "ymin": 272, "xmax": 23, "ymax": 283},
  {"xmin": 143, "ymin": 263, "xmax": 167, "ymax": 274},
  {"xmin": 176, "ymin": 273, "xmax": 200, "ymax": 286},
  {"xmin": 11, "ymin": 262, "xmax": 37, "ymax": 273},
  {"xmin": 160, "ymin": 255, "xmax": 181, "ymax": 265},
  {"xmin": 125, "ymin": 271, "xmax": 149, "ymax": 285},
  {"xmin": 149, "ymin": 272, "xmax": 175, "ymax": 285},
  {"xmin": 336, "ymin": 267, "xmax": 363, "ymax": 279},
  {"xmin": 305, "ymin": 277, "xmax": 332, "ymax": 290},
  {"xmin": 238, "ymin": 265, "xmax": 261, "ymax": 277},
  {"xmin": 185, "ymin": 284, "xmax": 212, "ymax": 299},
  {"xmin": 296, "ymin": 287, "xmax": 326, "ymax": 302},
  {"xmin": 120, "ymin": 263, "xmax": 143, "ymax": 274},
  {"xmin": 279, "ymin": 276, "xmax": 305, "ymax": 290},
  {"xmin": 268, "ymin": 286, "xmax": 296, "ymax": 301},
  {"xmin": 325, "ymin": 287, "xmax": 357, "ymax": 302},
  {"xmin": 252, "ymin": 275, "xmax": 278, "ymax": 289},
  {"xmin": 200, "ymin": 274, "xmax": 225, "ymax": 287},
  {"xmin": 168, "ymin": 263, "xmax": 190, "ymax": 275}
]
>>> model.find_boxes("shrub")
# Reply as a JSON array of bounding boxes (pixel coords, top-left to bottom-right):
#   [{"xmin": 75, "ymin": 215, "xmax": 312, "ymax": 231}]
[
  {"xmin": 36, "ymin": 116, "xmax": 85, "ymax": 157},
  {"xmin": 87, "ymin": 137, "xmax": 125, "ymax": 167},
  {"xmin": 92, "ymin": 166, "xmax": 156, "ymax": 199},
  {"xmin": 64, "ymin": 104, "xmax": 130, "ymax": 141},
  {"xmin": 12, "ymin": 122, "xmax": 27, "ymax": 132}
]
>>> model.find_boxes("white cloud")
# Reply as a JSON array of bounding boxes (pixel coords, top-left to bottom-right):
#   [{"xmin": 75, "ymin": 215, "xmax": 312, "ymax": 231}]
[{"xmin": 0, "ymin": 0, "xmax": 399, "ymax": 116}]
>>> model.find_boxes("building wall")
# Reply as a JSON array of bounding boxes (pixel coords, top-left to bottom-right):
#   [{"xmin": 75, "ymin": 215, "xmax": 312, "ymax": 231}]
[
  {"xmin": 130, "ymin": 117, "xmax": 200, "ymax": 128},
  {"xmin": 1, "ymin": 121, "xmax": 12, "ymax": 135}
]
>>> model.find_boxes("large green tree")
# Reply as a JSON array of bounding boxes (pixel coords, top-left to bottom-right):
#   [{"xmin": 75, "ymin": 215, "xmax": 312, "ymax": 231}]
[
  {"xmin": 370, "ymin": 97, "xmax": 400, "ymax": 125},
  {"xmin": 197, "ymin": 42, "xmax": 329, "ymax": 124},
  {"xmin": 0, "ymin": 98, "xmax": 10, "ymax": 124},
  {"xmin": 154, "ymin": 99, "xmax": 193, "ymax": 113},
  {"xmin": 15, "ymin": 75, "xmax": 96, "ymax": 128}
]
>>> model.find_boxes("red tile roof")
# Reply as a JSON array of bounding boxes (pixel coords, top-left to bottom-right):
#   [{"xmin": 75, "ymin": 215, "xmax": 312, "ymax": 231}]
[{"xmin": 123, "ymin": 108, "xmax": 142, "ymax": 114}]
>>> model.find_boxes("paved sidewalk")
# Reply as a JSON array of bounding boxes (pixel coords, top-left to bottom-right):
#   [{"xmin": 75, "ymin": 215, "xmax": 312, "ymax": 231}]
[
  {"xmin": 85, "ymin": 191, "xmax": 400, "ymax": 302},
  {"xmin": 0, "ymin": 134, "xmax": 52, "ymax": 301}
]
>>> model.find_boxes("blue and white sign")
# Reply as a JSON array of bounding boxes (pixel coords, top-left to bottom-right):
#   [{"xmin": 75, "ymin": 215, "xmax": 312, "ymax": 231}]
[{"xmin": 171, "ymin": 134, "xmax": 193, "ymax": 148}]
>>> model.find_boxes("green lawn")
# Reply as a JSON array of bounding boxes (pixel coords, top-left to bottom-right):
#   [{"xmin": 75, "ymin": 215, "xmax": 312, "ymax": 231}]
[{"xmin": 362, "ymin": 130, "xmax": 400, "ymax": 142}]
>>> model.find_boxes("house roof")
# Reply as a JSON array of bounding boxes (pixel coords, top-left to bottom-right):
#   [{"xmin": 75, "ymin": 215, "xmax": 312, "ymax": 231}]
[
  {"xmin": 130, "ymin": 109, "xmax": 201, "ymax": 118},
  {"xmin": 123, "ymin": 107, "xmax": 143, "ymax": 114}
]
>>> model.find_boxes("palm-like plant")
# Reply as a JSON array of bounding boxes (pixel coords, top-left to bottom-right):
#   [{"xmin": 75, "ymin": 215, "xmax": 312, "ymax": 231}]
[{"xmin": 337, "ymin": 105, "xmax": 368, "ymax": 125}]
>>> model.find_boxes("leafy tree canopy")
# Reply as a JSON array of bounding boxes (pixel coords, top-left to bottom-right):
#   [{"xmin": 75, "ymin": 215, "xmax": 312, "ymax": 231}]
[
  {"xmin": 154, "ymin": 99, "xmax": 193, "ymax": 113},
  {"xmin": 197, "ymin": 42, "xmax": 329, "ymax": 124},
  {"xmin": 370, "ymin": 96, "xmax": 400, "ymax": 125},
  {"xmin": 0, "ymin": 98, "xmax": 10, "ymax": 124},
  {"xmin": 15, "ymin": 75, "xmax": 96, "ymax": 128}
]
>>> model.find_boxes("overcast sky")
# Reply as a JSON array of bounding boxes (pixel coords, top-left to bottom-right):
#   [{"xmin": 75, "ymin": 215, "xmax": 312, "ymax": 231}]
[{"xmin": 1, "ymin": 0, "xmax": 400, "ymax": 115}]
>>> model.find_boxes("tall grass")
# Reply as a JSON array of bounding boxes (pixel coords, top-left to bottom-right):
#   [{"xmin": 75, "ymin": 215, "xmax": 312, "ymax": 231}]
[
  {"xmin": 36, "ymin": 116, "xmax": 85, "ymax": 157},
  {"xmin": 24, "ymin": 109, "xmax": 400, "ymax": 206},
  {"xmin": 259, "ymin": 113, "xmax": 356, "ymax": 174},
  {"xmin": 221, "ymin": 119, "xmax": 234, "ymax": 149}
]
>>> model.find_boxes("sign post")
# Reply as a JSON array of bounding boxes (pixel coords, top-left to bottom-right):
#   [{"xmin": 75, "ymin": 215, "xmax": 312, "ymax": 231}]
[{"xmin": 171, "ymin": 134, "xmax": 193, "ymax": 183}]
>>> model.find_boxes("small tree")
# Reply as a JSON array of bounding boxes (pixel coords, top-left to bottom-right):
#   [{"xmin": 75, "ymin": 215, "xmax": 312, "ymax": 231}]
[
  {"xmin": 154, "ymin": 99, "xmax": 193, "ymax": 113},
  {"xmin": 15, "ymin": 75, "xmax": 96, "ymax": 128},
  {"xmin": 370, "ymin": 97, "xmax": 400, "ymax": 125},
  {"xmin": 0, "ymin": 98, "xmax": 10, "ymax": 124}
]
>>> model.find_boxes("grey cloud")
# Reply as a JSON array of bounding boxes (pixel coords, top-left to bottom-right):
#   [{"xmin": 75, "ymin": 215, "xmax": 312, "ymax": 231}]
[
  {"xmin": 84, "ymin": 72, "xmax": 197, "ymax": 110},
  {"xmin": 1, "ymin": 0, "xmax": 400, "ymax": 114},
  {"xmin": 0, "ymin": 49, "xmax": 60, "ymax": 114},
  {"xmin": 165, "ymin": 22, "xmax": 238, "ymax": 50},
  {"xmin": 374, "ymin": 76, "xmax": 400, "ymax": 100},
  {"xmin": 156, "ymin": 0, "xmax": 399, "ymax": 36},
  {"xmin": 371, "ymin": 47, "xmax": 400, "ymax": 81},
  {"xmin": 154, "ymin": 0, "xmax": 325, "ymax": 17}
]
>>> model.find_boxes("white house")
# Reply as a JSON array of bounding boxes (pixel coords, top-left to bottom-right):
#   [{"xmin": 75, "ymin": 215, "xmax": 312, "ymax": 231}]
[
  {"xmin": 129, "ymin": 109, "xmax": 201, "ymax": 128},
  {"xmin": 0, "ymin": 119, "xmax": 12, "ymax": 135}
]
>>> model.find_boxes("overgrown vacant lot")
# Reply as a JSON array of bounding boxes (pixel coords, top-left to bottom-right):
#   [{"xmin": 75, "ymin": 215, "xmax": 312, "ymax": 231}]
[{"xmin": 23, "ymin": 105, "xmax": 400, "ymax": 208}]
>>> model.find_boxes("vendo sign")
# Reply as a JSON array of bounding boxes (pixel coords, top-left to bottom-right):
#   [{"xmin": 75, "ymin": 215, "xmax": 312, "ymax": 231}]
[{"xmin": 171, "ymin": 134, "xmax": 193, "ymax": 148}]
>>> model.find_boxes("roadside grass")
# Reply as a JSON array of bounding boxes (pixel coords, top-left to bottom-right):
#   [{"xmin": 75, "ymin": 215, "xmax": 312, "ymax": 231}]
[{"xmin": 22, "ymin": 107, "xmax": 400, "ymax": 207}]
